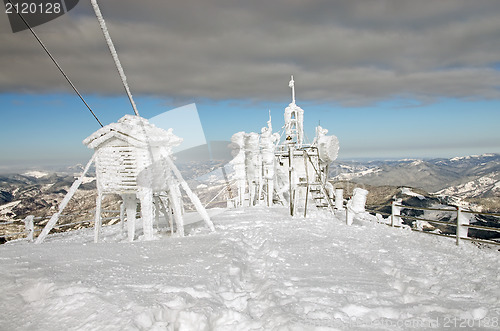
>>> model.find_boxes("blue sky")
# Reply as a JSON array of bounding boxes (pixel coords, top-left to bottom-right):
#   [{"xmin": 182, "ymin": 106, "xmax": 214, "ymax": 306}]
[
  {"xmin": 2, "ymin": 92, "xmax": 499, "ymax": 172},
  {"xmin": 2, "ymin": 0, "xmax": 500, "ymax": 172}
]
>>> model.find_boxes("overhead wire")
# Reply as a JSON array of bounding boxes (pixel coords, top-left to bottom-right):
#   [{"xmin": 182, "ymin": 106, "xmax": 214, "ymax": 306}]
[{"xmin": 7, "ymin": 0, "xmax": 103, "ymax": 127}]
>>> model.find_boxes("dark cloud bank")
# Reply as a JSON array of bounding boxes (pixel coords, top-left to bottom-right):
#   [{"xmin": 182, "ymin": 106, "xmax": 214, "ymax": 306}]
[{"xmin": 1, "ymin": 0, "xmax": 500, "ymax": 105}]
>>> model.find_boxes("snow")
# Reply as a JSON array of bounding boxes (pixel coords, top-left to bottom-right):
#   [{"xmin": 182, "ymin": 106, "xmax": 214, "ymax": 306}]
[
  {"xmin": 79, "ymin": 176, "xmax": 96, "ymax": 184},
  {"xmin": 436, "ymin": 173, "xmax": 499, "ymax": 199},
  {"xmin": 449, "ymin": 154, "xmax": 494, "ymax": 162},
  {"xmin": 315, "ymin": 126, "xmax": 339, "ymax": 165},
  {"xmin": 409, "ymin": 160, "xmax": 424, "ymax": 167},
  {"xmin": 401, "ymin": 187, "xmax": 425, "ymax": 200},
  {"xmin": 0, "ymin": 200, "xmax": 21, "ymax": 212},
  {"xmin": 334, "ymin": 189, "xmax": 344, "ymax": 210},
  {"xmin": 347, "ymin": 188, "xmax": 368, "ymax": 213},
  {"xmin": 0, "ymin": 200, "xmax": 21, "ymax": 221},
  {"xmin": 22, "ymin": 171, "xmax": 49, "ymax": 178},
  {"xmin": 334, "ymin": 167, "xmax": 382, "ymax": 181},
  {"xmin": 2, "ymin": 206, "xmax": 499, "ymax": 330}
]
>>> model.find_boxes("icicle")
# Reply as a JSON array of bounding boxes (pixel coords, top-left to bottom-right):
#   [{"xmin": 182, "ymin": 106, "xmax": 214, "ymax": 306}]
[{"xmin": 122, "ymin": 193, "xmax": 137, "ymax": 242}]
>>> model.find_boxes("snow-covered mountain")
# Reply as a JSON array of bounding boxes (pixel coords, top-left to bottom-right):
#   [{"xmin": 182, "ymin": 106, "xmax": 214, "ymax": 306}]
[
  {"xmin": 0, "ymin": 172, "xmax": 97, "ymax": 222},
  {"xmin": 436, "ymin": 172, "xmax": 500, "ymax": 199},
  {"xmin": 2, "ymin": 154, "xmax": 499, "ymax": 241},
  {"xmin": 333, "ymin": 153, "xmax": 500, "ymax": 196}
]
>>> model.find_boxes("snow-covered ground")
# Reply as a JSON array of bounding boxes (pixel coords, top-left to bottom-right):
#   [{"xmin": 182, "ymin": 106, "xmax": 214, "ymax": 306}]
[{"xmin": 1, "ymin": 207, "xmax": 499, "ymax": 330}]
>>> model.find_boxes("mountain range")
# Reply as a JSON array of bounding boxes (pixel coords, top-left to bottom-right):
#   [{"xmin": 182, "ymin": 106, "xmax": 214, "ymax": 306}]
[
  {"xmin": 1, "ymin": 154, "xmax": 499, "ymax": 230},
  {"xmin": 333, "ymin": 153, "xmax": 500, "ymax": 200}
]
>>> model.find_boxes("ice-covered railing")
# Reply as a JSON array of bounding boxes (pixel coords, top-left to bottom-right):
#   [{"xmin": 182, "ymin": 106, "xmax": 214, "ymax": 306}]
[{"xmin": 363, "ymin": 203, "xmax": 500, "ymax": 247}]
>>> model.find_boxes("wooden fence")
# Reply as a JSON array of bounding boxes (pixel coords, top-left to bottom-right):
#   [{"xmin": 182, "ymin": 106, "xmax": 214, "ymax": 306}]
[{"xmin": 364, "ymin": 203, "xmax": 500, "ymax": 247}]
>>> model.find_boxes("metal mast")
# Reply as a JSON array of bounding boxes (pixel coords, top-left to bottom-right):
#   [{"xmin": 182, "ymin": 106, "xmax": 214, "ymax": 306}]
[{"xmin": 91, "ymin": 0, "xmax": 140, "ymax": 116}]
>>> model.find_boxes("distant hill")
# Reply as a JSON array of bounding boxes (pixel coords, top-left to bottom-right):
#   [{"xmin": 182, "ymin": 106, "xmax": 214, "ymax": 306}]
[{"xmin": 333, "ymin": 154, "xmax": 500, "ymax": 196}]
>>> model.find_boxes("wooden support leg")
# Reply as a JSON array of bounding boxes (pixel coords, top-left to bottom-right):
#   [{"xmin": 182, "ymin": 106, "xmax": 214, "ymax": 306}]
[
  {"xmin": 154, "ymin": 195, "xmax": 161, "ymax": 231},
  {"xmin": 249, "ymin": 182, "xmax": 255, "ymax": 206},
  {"xmin": 259, "ymin": 178, "xmax": 263, "ymax": 204},
  {"xmin": 139, "ymin": 188, "xmax": 154, "ymax": 241},
  {"xmin": 94, "ymin": 193, "xmax": 103, "ymax": 243},
  {"xmin": 158, "ymin": 196, "xmax": 173, "ymax": 234},
  {"xmin": 267, "ymin": 179, "xmax": 274, "ymax": 207},
  {"xmin": 35, "ymin": 154, "xmax": 96, "ymax": 244},
  {"xmin": 168, "ymin": 184, "xmax": 184, "ymax": 237},
  {"xmin": 122, "ymin": 193, "xmax": 137, "ymax": 242},
  {"xmin": 238, "ymin": 181, "xmax": 244, "ymax": 207},
  {"xmin": 164, "ymin": 156, "xmax": 215, "ymax": 231},
  {"xmin": 119, "ymin": 202, "xmax": 125, "ymax": 235}
]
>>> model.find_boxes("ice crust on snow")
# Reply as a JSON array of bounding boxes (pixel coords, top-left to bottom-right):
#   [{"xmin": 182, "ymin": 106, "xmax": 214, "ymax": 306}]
[{"xmin": 2, "ymin": 206, "xmax": 500, "ymax": 330}]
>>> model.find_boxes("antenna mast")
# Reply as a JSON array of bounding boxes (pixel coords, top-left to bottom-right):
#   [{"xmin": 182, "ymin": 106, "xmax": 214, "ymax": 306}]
[
  {"xmin": 91, "ymin": 0, "xmax": 140, "ymax": 116},
  {"xmin": 289, "ymin": 75, "xmax": 295, "ymax": 104}
]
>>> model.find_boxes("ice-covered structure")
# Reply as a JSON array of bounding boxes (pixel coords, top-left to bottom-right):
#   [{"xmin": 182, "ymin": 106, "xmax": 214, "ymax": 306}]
[
  {"xmin": 229, "ymin": 132, "xmax": 247, "ymax": 207},
  {"xmin": 244, "ymin": 132, "xmax": 261, "ymax": 206},
  {"xmin": 227, "ymin": 76, "xmax": 342, "ymax": 216},
  {"xmin": 35, "ymin": 2, "xmax": 214, "ymax": 244},
  {"xmin": 83, "ymin": 115, "xmax": 214, "ymax": 242},
  {"xmin": 346, "ymin": 188, "xmax": 369, "ymax": 225},
  {"xmin": 284, "ymin": 76, "xmax": 305, "ymax": 147},
  {"xmin": 273, "ymin": 77, "xmax": 340, "ymax": 215},
  {"xmin": 260, "ymin": 115, "xmax": 280, "ymax": 206}
]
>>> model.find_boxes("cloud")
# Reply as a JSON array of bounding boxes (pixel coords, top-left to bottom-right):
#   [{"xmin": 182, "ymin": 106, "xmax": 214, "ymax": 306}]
[{"xmin": 1, "ymin": 0, "xmax": 500, "ymax": 105}]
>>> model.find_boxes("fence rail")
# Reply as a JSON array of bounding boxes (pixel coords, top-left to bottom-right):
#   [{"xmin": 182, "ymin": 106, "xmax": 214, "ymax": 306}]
[{"xmin": 365, "ymin": 202, "xmax": 500, "ymax": 247}]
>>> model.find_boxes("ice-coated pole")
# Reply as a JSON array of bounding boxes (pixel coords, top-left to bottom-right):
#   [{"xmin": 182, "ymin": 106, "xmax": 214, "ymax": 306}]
[
  {"xmin": 289, "ymin": 75, "xmax": 295, "ymax": 104},
  {"xmin": 91, "ymin": 0, "xmax": 140, "ymax": 117}
]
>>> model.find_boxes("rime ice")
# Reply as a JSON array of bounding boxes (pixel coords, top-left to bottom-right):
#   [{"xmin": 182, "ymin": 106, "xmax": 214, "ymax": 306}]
[
  {"xmin": 83, "ymin": 115, "xmax": 214, "ymax": 242},
  {"xmin": 227, "ymin": 76, "xmax": 342, "ymax": 215}
]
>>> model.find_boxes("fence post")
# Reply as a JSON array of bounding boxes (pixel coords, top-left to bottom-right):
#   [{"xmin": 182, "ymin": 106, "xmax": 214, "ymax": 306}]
[
  {"xmin": 391, "ymin": 201, "xmax": 395, "ymax": 227},
  {"xmin": 119, "ymin": 201, "xmax": 125, "ymax": 234},
  {"xmin": 24, "ymin": 215, "xmax": 34, "ymax": 242},
  {"xmin": 456, "ymin": 206, "xmax": 461, "ymax": 246}
]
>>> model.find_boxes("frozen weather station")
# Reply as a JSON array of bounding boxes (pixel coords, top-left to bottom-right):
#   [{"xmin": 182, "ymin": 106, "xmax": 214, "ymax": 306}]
[
  {"xmin": 29, "ymin": 1, "xmax": 367, "ymax": 244},
  {"xmin": 3, "ymin": 1, "xmax": 500, "ymax": 329},
  {"xmin": 227, "ymin": 75, "xmax": 351, "ymax": 217}
]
